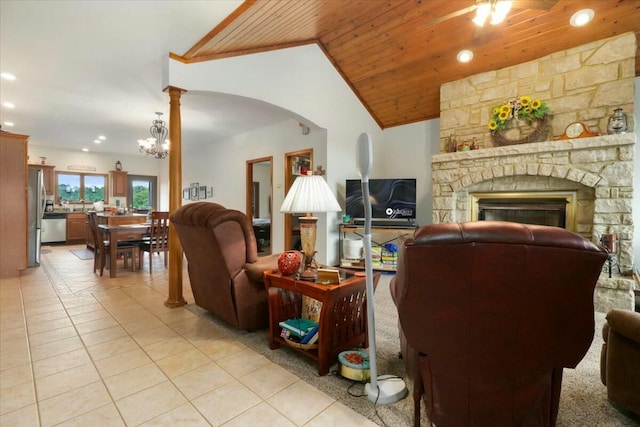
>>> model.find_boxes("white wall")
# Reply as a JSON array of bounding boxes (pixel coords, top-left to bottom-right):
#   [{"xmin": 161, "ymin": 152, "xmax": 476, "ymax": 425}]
[
  {"xmin": 378, "ymin": 119, "xmax": 441, "ymax": 227},
  {"xmin": 167, "ymin": 44, "xmax": 382, "ymax": 264},
  {"xmin": 28, "ymin": 40, "xmax": 444, "ymax": 263},
  {"xmin": 181, "ymin": 118, "xmax": 327, "ymax": 256}
]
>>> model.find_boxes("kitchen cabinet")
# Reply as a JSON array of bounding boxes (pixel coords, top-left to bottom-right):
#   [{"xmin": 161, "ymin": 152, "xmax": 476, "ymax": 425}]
[
  {"xmin": 28, "ymin": 164, "xmax": 55, "ymax": 195},
  {"xmin": 110, "ymin": 170, "xmax": 128, "ymax": 197},
  {"xmin": 0, "ymin": 132, "xmax": 28, "ymax": 278},
  {"xmin": 66, "ymin": 213, "xmax": 88, "ymax": 242}
]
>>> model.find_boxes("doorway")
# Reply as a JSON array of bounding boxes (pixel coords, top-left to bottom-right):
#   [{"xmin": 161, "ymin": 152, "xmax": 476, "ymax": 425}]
[
  {"xmin": 128, "ymin": 175, "xmax": 157, "ymax": 211},
  {"xmin": 246, "ymin": 157, "xmax": 273, "ymax": 255}
]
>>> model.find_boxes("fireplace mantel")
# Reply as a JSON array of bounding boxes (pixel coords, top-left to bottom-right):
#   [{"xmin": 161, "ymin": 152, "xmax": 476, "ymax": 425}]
[{"xmin": 433, "ymin": 134, "xmax": 636, "ymax": 164}]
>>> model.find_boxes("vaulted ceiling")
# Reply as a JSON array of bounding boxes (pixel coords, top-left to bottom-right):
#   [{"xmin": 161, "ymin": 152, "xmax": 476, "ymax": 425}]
[
  {"xmin": 1, "ymin": 1, "xmax": 638, "ymax": 156},
  {"xmin": 178, "ymin": 0, "xmax": 640, "ymax": 129}
]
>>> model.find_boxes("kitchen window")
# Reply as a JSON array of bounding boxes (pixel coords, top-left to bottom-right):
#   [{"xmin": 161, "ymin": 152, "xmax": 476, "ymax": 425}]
[{"xmin": 56, "ymin": 172, "xmax": 108, "ymax": 204}]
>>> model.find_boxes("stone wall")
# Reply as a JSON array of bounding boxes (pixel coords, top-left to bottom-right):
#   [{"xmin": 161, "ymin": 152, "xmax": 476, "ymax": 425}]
[{"xmin": 439, "ymin": 32, "xmax": 636, "ymax": 151}]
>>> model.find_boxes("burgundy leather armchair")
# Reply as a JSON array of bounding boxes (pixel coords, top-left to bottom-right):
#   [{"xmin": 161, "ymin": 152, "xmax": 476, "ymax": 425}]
[
  {"xmin": 600, "ymin": 309, "xmax": 640, "ymax": 416},
  {"xmin": 171, "ymin": 202, "xmax": 279, "ymax": 330},
  {"xmin": 390, "ymin": 221, "xmax": 607, "ymax": 426}
]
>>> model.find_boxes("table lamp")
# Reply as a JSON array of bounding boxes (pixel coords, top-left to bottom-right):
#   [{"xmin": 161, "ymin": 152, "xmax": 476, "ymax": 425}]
[{"xmin": 280, "ymin": 171, "xmax": 341, "ymax": 281}]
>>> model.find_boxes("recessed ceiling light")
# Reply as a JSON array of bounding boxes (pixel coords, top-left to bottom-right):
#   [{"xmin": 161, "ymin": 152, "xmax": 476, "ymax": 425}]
[
  {"xmin": 457, "ymin": 50, "xmax": 473, "ymax": 63},
  {"xmin": 570, "ymin": 9, "xmax": 594, "ymax": 27},
  {"xmin": 3, "ymin": 121, "xmax": 14, "ymax": 127},
  {"xmin": 94, "ymin": 139, "xmax": 101, "ymax": 144},
  {"xmin": 1, "ymin": 72, "xmax": 16, "ymax": 81},
  {"xmin": 2, "ymin": 102, "xmax": 15, "ymax": 109},
  {"xmin": 98, "ymin": 135, "xmax": 106, "ymax": 140},
  {"xmin": 82, "ymin": 148, "xmax": 89, "ymax": 152}
]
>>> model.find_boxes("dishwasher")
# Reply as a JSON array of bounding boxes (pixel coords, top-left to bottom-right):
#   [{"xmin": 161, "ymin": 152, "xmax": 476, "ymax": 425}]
[{"xmin": 42, "ymin": 212, "xmax": 67, "ymax": 243}]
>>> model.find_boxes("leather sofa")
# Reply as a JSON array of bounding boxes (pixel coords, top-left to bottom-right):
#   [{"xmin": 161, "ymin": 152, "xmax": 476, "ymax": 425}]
[
  {"xmin": 600, "ymin": 309, "xmax": 640, "ymax": 416},
  {"xmin": 171, "ymin": 202, "xmax": 279, "ymax": 330},
  {"xmin": 390, "ymin": 221, "xmax": 607, "ymax": 426}
]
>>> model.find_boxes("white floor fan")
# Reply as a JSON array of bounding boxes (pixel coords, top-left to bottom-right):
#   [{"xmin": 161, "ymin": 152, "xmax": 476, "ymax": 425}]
[{"xmin": 357, "ymin": 132, "xmax": 408, "ymax": 404}]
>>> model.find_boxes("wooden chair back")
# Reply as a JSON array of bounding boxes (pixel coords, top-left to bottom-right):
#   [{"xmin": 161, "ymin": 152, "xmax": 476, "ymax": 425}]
[
  {"xmin": 149, "ymin": 211, "xmax": 170, "ymax": 252},
  {"xmin": 137, "ymin": 211, "xmax": 170, "ymax": 273}
]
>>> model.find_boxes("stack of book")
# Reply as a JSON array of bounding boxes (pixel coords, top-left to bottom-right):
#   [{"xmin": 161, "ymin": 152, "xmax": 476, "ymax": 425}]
[{"xmin": 279, "ymin": 318, "xmax": 319, "ymax": 345}]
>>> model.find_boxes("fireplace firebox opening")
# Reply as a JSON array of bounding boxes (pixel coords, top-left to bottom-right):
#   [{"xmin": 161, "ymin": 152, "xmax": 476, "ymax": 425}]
[{"xmin": 470, "ymin": 191, "xmax": 577, "ymax": 231}]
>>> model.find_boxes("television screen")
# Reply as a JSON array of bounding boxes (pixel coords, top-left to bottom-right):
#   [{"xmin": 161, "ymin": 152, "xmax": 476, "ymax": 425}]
[{"xmin": 345, "ymin": 178, "xmax": 416, "ymax": 220}]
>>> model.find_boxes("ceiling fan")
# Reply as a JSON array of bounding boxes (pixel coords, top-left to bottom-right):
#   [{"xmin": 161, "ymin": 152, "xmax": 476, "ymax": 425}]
[{"xmin": 426, "ymin": 0, "xmax": 558, "ymax": 27}]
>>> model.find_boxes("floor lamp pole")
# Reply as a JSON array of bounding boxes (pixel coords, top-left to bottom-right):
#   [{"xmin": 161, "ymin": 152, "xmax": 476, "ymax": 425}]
[{"xmin": 356, "ymin": 132, "xmax": 407, "ymax": 404}]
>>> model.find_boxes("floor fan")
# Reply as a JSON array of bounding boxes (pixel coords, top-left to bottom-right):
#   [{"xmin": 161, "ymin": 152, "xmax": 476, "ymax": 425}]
[{"xmin": 357, "ymin": 132, "xmax": 408, "ymax": 404}]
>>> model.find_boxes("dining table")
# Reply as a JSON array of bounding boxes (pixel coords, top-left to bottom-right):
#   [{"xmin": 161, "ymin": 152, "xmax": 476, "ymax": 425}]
[{"xmin": 98, "ymin": 223, "xmax": 150, "ymax": 278}]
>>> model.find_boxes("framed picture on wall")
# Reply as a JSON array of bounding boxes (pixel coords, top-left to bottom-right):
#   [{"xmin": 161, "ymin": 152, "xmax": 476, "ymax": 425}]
[
  {"xmin": 199, "ymin": 185, "xmax": 207, "ymax": 200},
  {"xmin": 190, "ymin": 182, "xmax": 199, "ymax": 201},
  {"xmin": 182, "ymin": 188, "xmax": 189, "ymax": 200},
  {"xmin": 207, "ymin": 187, "xmax": 213, "ymax": 198}
]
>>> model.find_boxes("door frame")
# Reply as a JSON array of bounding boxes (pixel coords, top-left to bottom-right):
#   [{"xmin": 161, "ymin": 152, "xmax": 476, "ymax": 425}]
[{"xmin": 246, "ymin": 156, "xmax": 273, "ymax": 253}]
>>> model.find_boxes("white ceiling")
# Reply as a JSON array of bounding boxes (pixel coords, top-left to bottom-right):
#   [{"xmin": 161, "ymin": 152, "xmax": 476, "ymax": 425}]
[{"xmin": 0, "ymin": 0, "xmax": 295, "ymax": 156}]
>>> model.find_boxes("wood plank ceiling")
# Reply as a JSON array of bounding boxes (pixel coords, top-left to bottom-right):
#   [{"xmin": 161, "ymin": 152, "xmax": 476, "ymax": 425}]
[{"xmin": 176, "ymin": 0, "xmax": 640, "ymax": 130}]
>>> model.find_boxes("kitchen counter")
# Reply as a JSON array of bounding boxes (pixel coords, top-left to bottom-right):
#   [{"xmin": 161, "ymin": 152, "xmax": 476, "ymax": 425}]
[
  {"xmin": 44, "ymin": 210, "xmax": 148, "ymax": 217},
  {"xmin": 95, "ymin": 212, "xmax": 148, "ymax": 218}
]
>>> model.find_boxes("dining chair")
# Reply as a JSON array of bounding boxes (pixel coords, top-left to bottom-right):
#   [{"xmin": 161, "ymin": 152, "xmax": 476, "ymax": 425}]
[
  {"xmin": 137, "ymin": 211, "xmax": 170, "ymax": 273},
  {"xmin": 87, "ymin": 212, "xmax": 138, "ymax": 276}
]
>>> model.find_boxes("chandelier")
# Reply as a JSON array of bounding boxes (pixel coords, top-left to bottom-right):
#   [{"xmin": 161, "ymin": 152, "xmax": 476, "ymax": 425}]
[
  {"xmin": 138, "ymin": 112, "xmax": 169, "ymax": 159},
  {"xmin": 473, "ymin": 0, "xmax": 512, "ymax": 26}
]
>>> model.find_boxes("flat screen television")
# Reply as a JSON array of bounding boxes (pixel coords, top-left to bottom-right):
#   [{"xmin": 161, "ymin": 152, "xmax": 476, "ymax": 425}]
[{"xmin": 345, "ymin": 178, "xmax": 416, "ymax": 221}]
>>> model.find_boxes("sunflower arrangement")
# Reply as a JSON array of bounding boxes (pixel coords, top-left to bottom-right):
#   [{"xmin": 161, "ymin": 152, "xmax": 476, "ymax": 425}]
[{"xmin": 488, "ymin": 95, "xmax": 549, "ymax": 132}]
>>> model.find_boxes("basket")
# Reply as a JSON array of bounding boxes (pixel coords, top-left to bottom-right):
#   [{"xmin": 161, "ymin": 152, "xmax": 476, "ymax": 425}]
[{"xmin": 283, "ymin": 336, "xmax": 318, "ymax": 350}]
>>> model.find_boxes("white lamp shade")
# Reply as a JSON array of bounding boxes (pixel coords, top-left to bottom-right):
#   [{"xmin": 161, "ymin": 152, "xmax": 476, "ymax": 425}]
[{"xmin": 280, "ymin": 173, "xmax": 341, "ymax": 213}]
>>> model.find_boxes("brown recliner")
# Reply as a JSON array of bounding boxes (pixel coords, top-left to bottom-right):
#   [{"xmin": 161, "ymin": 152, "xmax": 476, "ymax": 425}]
[
  {"xmin": 171, "ymin": 202, "xmax": 279, "ymax": 330},
  {"xmin": 390, "ymin": 221, "xmax": 608, "ymax": 426},
  {"xmin": 600, "ymin": 309, "xmax": 640, "ymax": 416}
]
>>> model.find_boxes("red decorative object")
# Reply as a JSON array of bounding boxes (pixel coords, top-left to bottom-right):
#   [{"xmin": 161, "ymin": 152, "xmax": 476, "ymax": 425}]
[{"xmin": 278, "ymin": 251, "xmax": 301, "ymax": 275}]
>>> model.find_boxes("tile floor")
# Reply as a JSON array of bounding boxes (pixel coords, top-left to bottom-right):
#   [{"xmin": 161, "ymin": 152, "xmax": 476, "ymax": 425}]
[{"xmin": 0, "ymin": 244, "xmax": 377, "ymax": 426}]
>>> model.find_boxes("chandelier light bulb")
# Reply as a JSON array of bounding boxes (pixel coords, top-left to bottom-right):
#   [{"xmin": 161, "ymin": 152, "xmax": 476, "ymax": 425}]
[{"xmin": 139, "ymin": 112, "xmax": 169, "ymax": 159}]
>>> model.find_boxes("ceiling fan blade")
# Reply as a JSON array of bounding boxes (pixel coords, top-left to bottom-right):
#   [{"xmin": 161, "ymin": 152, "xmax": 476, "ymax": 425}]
[
  {"xmin": 514, "ymin": 0, "xmax": 558, "ymax": 11},
  {"xmin": 426, "ymin": 5, "xmax": 477, "ymax": 26}
]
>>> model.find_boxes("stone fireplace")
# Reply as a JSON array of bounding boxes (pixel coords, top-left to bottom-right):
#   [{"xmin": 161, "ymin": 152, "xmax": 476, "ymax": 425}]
[
  {"xmin": 431, "ymin": 32, "xmax": 637, "ymax": 313},
  {"xmin": 432, "ymin": 134, "xmax": 635, "ymax": 312}
]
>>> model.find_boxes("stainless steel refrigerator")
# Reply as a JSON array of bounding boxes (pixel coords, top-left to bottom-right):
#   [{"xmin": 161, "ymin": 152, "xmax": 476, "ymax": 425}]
[{"xmin": 28, "ymin": 168, "xmax": 46, "ymax": 267}]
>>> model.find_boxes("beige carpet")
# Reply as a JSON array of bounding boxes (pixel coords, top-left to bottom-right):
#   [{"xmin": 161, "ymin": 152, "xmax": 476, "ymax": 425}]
[{"xmin": 189, "ymin": 274, "xmax": 640, "ymax": 426}]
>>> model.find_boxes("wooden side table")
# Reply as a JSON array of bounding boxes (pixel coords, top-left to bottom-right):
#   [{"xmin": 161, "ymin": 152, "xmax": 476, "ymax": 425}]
[{"xmin": 263, "ymin": 269, "xmax": 380, "ymax": 375}]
